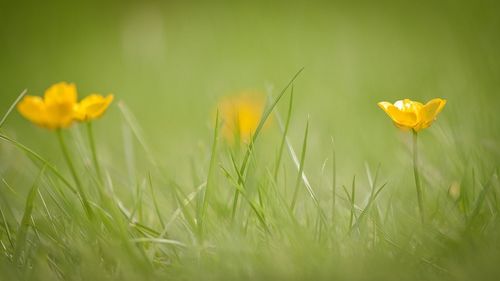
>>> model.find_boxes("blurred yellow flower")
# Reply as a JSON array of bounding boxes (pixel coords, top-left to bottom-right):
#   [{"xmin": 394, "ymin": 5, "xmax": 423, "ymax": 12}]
[
  {"xmin": 378, "ymin": 98, "xmax": 446, "ymax": 131},
  {"xmin": 448, "ymin": 181, "xmax": 461, "ymax": 201},
  {"xmin": 75, "ymin": 94, "xmax": 114, "ymax": 121},
  {"xmin": 217, "ymin": 91, "xmax": 268, "ymax": 143},
  {"xmin": 17, "ymin": 82, "xmax": 78, "ymax": 129}
]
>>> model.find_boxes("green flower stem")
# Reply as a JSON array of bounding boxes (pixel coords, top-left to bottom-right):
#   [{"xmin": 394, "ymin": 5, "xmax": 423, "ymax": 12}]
[
  {"xmin": 87, "ymin": 122, "xmax": 103, "ymax": 183},
  {"xmin": 56, "ymin": 129, "xmax": 93, "ymax": 218},
  {"xmin": 412, "ymin": 130, "xmax": 425, "ymax": 224}
]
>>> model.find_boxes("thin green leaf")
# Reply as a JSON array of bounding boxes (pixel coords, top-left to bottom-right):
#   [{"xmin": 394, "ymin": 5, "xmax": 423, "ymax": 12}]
[
  {"xmin": 13, "ymin": 166, "xmax": 45, "ymax": 263},
  {"xmin": 0, "ymin": 89, "xmax": 27, "ymax": 129},
  {"xmin": 290, "ymin": 119, "xmax": 309, "ymax": 211}
]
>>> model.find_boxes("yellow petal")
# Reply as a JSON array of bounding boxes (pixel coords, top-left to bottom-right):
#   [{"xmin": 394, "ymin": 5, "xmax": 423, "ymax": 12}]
[
  {"xmin": 44, "ymin": 82, "xmax": 78, "ymax": 105},
  {"xmin": 378, "ymin": 100, "xmax": 419, "ymax": 130},
  {"xmin": 45, "ymin": 100, "xmax": 76, "ymax": 129},
  {"xmin": 39, "ymin": 82, "xmax": 79, "ymax": 128},
  {"xmin": 17, "ymin": 96, "xmax": 49, "ymax": 128},
  {"xmin": 75, "ymin": 94, "xmax": 114, "ymax": 121},
  {"xmin": 377, "ymin": 101, "xmax": 392, "ymax": 111},
  {"xmin": 218, "ymin": 91, "xmax": 266, "ymax": 144},
  {"xmin": 418, "ymin": 98, "xmax": 447, "ymax": 130}
]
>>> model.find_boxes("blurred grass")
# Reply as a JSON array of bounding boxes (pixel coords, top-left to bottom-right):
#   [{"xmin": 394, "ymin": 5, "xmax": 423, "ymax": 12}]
[{"xmin": 1, "ymin": 0, "xmax": 500, "ymax": 280}]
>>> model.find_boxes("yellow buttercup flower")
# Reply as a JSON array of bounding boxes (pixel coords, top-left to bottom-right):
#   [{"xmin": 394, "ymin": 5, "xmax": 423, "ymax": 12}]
[
  {"xmin": 217, "ymin": 91, "xmax": 268, "ymax": 143},
  {"xmin": 378, "ymin": 98, "xmax": 446, "ymax": 131},
  {"xmin": 378, "ymin": 97, "xmax": 447, "ymax": 223},
  {"xmin": 17, "ymin": 82, "xmax": 78, "ymax": 129},
  {"xmin": 75, "ymin": 94, "xmax": 114, "ymax": 121}
]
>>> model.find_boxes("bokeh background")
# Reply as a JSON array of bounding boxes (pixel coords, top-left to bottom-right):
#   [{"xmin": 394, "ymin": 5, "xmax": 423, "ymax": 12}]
[{"xmin": 1, "ymin": 0, "xmax": 499, "ymax": 185}]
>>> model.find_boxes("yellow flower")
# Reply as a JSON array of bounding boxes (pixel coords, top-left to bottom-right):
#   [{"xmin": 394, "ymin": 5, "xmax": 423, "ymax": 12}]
[
  {"xmin": 378, "ymin": 98, "xmax": 446, "ymax": 131},
  {"xmin": 74, "ymin": 94, "xmax": 114, "ymax": 121},
  {"xmin": 217, "ymin": 91, "xmax": 268, "ymax": 143},
  {"xmin": 17, "ymin": 82, "xmax": 78, "ymax": 129}
]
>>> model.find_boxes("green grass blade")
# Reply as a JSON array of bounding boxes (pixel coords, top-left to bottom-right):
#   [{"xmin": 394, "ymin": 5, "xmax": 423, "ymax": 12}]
[
  {"xmin": 351, "ymin": 164, "xmax": 384, "ymax": 231},
  {"xmin": 238, "ymin": 67, "xmax": 304, "ymax": 179},
  {"xmin": 13, "ymin": 166, "xmax": 45, "ymax": 263},
  {"xmin": 148, "ymin": 172, "xmax": 165, "ymax": 229},
  {"xmin": 198, "ymin": 110, "xmax": 219, "ymax": 238},
  {"xmin": 352, "ymin": 182, "xmax": 387, "ymax": 232},
  {"xmin": 0, "ymin": 206, "xmax": 14, "ymax": 249},
  {"xmin": 0, "ymin": 133, "xmax": 76, "ymax": 194},
  {"xmin": 56, "ymin": 129, "xmax": 93, "ymax": 218},
  {"xmin": 229, "ymin": 152, "xmax": 242, "ymax": 221},
  {"xmin": 290, "ymin": 119, "xmax": 309, "ymax": 211},
  {"xmin": 466, "ymin": 171, "xmax": 497, "ymax": 231},
  {"xmin": 278, "ymin": 118, "xmax": 327, "ymax": 226},
  {"xmin": 118, "ymin": 101, "xmax": 159, "ymax": 168},
  {"xmin": 274, "ymin": 86, "xmax": 294, "ymax": 181},
  {"xmin": 228, "ymin": 153, "xmax": 269, "ymax": 232},
  {"xmin": 86, "ymin": 121, "xmax": 103, "ymax": 183},
  {"xmin": 129, "ymin": 180, "xmax": 145, "ymax": 222},
  {"xmin": 130, "ymin": 238, "xmax": 186, "ymax": 248},
  {"xmin": 0, "ymin": 89, "xmax": 27, "ymax": 129},
  {"xmin": 347, "ymin": 176, "xmax": 356, "ymax": 231},
  {"xmin": 36, "ymin": 189, "xmax": 58, "ymax": 234},
  {"xmin": 227, "ymin": 68, "xmax": 303, "ymax": 226},
  {"xmin": 331, "ymin": 137, "xmax": 337, "ymax": 226},
  {"xmin": 162, "ymin": 183, "xmax": 204, "ymax": 237}
]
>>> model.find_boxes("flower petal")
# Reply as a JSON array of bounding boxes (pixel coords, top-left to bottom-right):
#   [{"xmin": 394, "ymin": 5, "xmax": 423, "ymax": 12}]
[
  {"xmin": 75, "ymin": 94, "xmax": 114, "ymax": 121},
  {"xmin": 377, "ymin": 101, "xmax": 392, "ymax": 112},
  {"xmin": 44, "ymin": 82, "xmax": 77, "ymax": 105},
  {"xmin": 378, "ymin": 101, "xmax": 418, "ymax": 129},
  {"xmin": 45, "ymin": 101, "xmax": 75, "ymax": 128},
  {"xmin": 419, "ymin": 98, "xmax": 447, "ymax": 130},
  {"xmin": 17, "ymin": 96, "xmax": 48, "ymax": 127},
  {"xmin": 40, "ymin": 82, "xmax": 79, "ymax": 128},
  {"xmin": 218, "ymin": 91, "xmax": 266, "ymax": 144}
]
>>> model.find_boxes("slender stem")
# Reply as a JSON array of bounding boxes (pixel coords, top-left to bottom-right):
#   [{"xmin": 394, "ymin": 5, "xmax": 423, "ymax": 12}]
[
  {"xmin": 274, "ymin": 87, "xmax": 294, "ymax": 181},
  {"xmin": 230, "ymin": 191, "xmax": 240, "ymax": 222},
  {"xmin": 198, "ymin": 110, "xmax": 219, "ymax": 238},
  {"xmin": 290, "ymin": 120, "xmax": 309, "ymax": 211},
  {"xmin": 56, "ymin": 129, "xmax": 93, "ymax": 218},
  {"xmin": 331, "ymin": 138, "xmax": 336, "ymax": 226},
  {"xmin": 412, "ymin": 130, "xmax": 425, "ymax": 224},
  {"xmin": 87, "ymin": 122, "xmax": 103, "ymax": 182}
]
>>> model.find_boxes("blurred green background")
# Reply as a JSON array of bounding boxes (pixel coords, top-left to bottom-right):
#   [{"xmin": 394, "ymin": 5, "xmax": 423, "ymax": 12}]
[{"xmin": 1, "ymin": 0, "xmax": 499, "ymax": 182}]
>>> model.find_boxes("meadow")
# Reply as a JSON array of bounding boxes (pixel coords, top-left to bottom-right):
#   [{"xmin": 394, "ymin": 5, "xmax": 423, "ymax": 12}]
[{"xmin": 1, "ymin": 1, "xmax": 499, "ymax": 280}]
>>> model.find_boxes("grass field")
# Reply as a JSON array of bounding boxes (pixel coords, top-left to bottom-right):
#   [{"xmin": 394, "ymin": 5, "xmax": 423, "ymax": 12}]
[{"xmin": 1, "ymin": 1, "xmax": 499, "ymax": 280}]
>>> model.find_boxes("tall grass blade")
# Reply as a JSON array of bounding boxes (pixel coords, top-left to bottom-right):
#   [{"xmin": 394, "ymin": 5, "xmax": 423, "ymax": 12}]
[
  {"xmin": 0, "ymin": 206, "xmax": 14, "ymax": 249},
  {"xmin": 230, "ymin": 68, "xmax": 303, "ymax": 221},
  {"xmin": 239, "ymin": 67, "xmax": 304, "ymax": 179},
  {"xmin": 290, "ymin": 119, "xmax": 309, "ymax": 211},
  {"xmin": 56, "ymin": 129, "xmax": 93, "ymax": 218},
  {"xmin": 274, "ymin": 86, "xmax": 294, "ymax": 181},
  {"xmin": 118, "ymin": 101, "xmax": 159, "ymax": 168},
  {"xmin": 0, "ymin": 133, "xmax": 76, "ymax": 194},
  {"xmin": 148, "ymin": 173, "xmax": 165, "ymax": 229},
  {"xmin": 331, "ymin": 137, "xmax": 337, "ymax": 226},
  {"xmin": 198, "ymin": 110, "xmax": 219, "ymax": 238},
  {"xmin": 0, "ymin": 89, "xmax": 27, "ymax": 129},
  {"xmin": 13, "ymin": 166, "xmax": 45, "ymax": 263}
]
